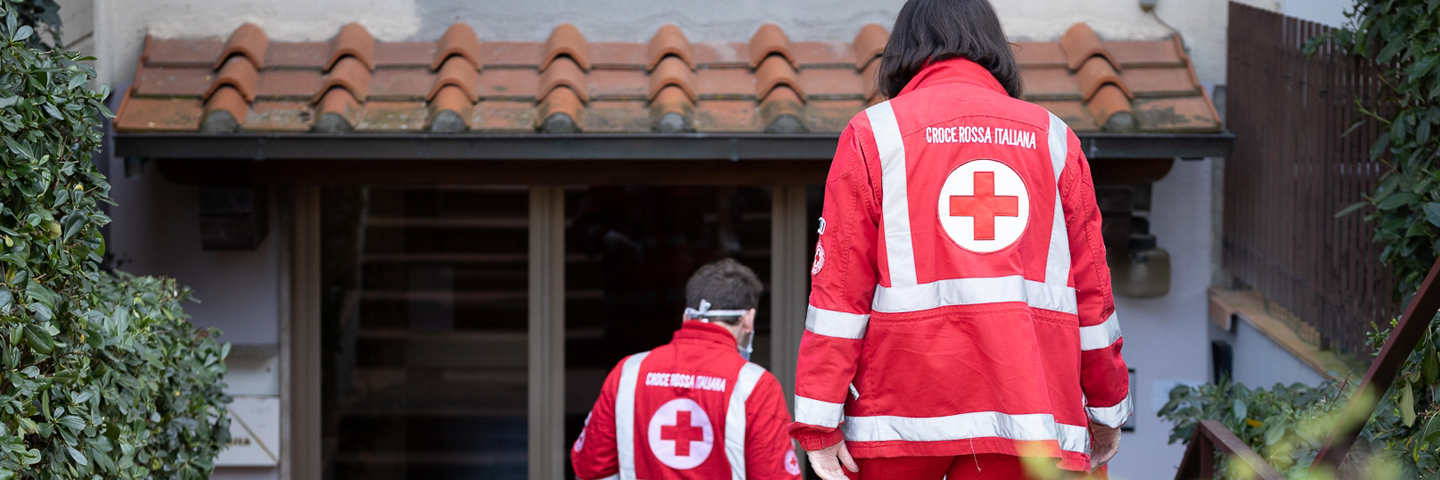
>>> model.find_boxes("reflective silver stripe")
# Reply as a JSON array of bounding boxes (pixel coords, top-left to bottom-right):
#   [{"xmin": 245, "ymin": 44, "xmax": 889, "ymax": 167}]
[
  {"xmin": 872, "ymin": 276, "xmax": 1078, "ymax": 314},
  {"xmin": 1080, "ymin": 312, "xmax": 1122, "ymax": 351},
  {"xmin": 794, "ymin": 395, "xmax": 845, "ymax": 429},
  {"xmin": 615, "ymin": 351, "xmax": 649, "ymax": 480},
  {"xmin": 1087, "ymin": 392, "xmax": 1134, "ymax": 429},
  {"xmin": 867, "ymin": 101, "xmax": 917, "ymax": 288},
  {"xmin": 805, "ymin": 305, "xmax": 870, "ymax": 339},
  {"xmin": 591, "ymin": 476, "xmax": 619, "ymax": 480},
  {"xmin": 1045, "ymin": 112, "xmax": 1072, "ymax": 288},
  {"xmin": 841, "ymin": 411, "xmax": 1090, "ymax": 455},
  {"xmin": 726, "ymin": 363, "xmax": 766, "ymax": 480}
]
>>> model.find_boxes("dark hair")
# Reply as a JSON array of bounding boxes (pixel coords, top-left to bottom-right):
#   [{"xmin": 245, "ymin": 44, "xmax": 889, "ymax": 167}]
[
  {"xmin": 685, "ymin": 259, "xmax": 763, "ymax": 324},
  {"xmin": 876, "ymin": 0, "xmax": 1022, "ymax": 99}
]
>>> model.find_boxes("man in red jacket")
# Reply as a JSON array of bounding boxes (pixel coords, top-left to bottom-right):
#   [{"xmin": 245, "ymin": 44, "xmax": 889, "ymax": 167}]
[
  {"xmin": 573, "ymin": 259, "xmax": 802, "ymax": 480},
  {"xmin": 792, "ymin": 1, "xmax": 1131, "ymax": 478}
]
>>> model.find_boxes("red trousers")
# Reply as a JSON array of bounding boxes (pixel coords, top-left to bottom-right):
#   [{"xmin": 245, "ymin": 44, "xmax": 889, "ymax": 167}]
[{"xmin": 842, "ymin": 455, "xmax": 1103, "ymax": 480}]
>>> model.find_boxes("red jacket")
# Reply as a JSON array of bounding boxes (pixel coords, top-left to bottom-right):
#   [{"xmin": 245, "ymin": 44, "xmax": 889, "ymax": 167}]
[
  {"xmin": 788, "ymin": 59, "xmax": 1131, "ymax": 472},
  {"xmin": 574, "ymin": 321, "xmax": 802, "ymax": 480}
]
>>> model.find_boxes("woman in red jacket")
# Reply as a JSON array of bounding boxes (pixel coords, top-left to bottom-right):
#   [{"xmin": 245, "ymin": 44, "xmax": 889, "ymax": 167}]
[{"xmin": 792, "ymin": 0, "xmax": 1130, "ymax": 479}]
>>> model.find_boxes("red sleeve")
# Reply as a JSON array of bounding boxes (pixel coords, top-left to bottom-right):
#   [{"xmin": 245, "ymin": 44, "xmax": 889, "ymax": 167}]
[
  {"xmin": 789, "ymin": 121, "xmax": 881, "ymax": 451},
  {"xmin": 1058, "ymin": 129, "xmax": 1132, "ymax": 428},
  {"xmin": 571, "ymin": 359, "xmax": 625, "ymax": 479},
  {"xmin": 747, "ymin": 372, "xmax": 803, "ymax": 479}
]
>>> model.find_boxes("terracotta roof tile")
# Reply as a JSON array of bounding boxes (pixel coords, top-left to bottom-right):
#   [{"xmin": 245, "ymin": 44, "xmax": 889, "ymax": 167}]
[
  {"xmin": 1133, "ymin": 96, "xmax": 1223, "ymax": 132},
  {"xmin": 647, "ymin": 25, "xmax": 694, "ymax": 71},
  {"xmin": 369, "ymin": 68, "xmax": 434, "ymax": 99},
  {"xmin": 428, "ymin": 56, "xmax": 480, "ymax": 102},
  {"xmin": 589, "ymin": 70, "xmax": 649, "ymax": 99},
  {"xmin": 756, "ymin": 55, "xmax": 804, "ymax": 102},
  {"xmin": 245, "ymin": 100, "xmax": 312, "ymax": 131},
  {"xmin": 650, "ymin": 85, "xmax": 695, "ymax": 132},
  {"xmin": 1121, "ymin": 67, "xmax": 1199, "ymax": 97},
  {"xmin": 694, "ymin": 100, "xmax": 757, "ymax": 132},
  {"xmin": 326, "ymin": 23, "xmax": 376, "ymax": 72},
  {"xmin": 202, "ymin": 85, "xmax": 249, "ymax": 131},
  {"xmin": 135, "ymin": 66, "xmax": 214, "ymax": 97},
  {"xmin": 749, "ymin": 23, "xmax": 796, "ymax": 68},
  {"xmin": 206, "ymin": 56, "xmax": 260, "ymax": 102},
  {"xmin": 790, "ymin": 41, "xmax": 857, "ymax": 67},
  {"xmin": 805, "ymin": 99, "xmax": 866, "ymax": 132},
  {"xmin": 429, "ymin": 85, "xmax": 473, "ymax": 132},
  {"xmin": 115, "ymin": 22, "xmax": 1220, "ymax": 136},
  {"xmin": 1020, "ymin": 68, "xmax": 1082, "ymax": 101},
  {"xmin": 592, "ymin": 42, "xmax": 648, "ymax": 69},
  {"xmin": 538, "ymin": 85, "xmax": 584, "ymax": 132},
  {"xmin": 1060, "ymin": 23, "xmax": 1120, "ymax": 72},
  {"xmin": 852, "ymin": 24, "xmax": 888, "ymax": 69},
  {"xmin": 799, "ymin": 68, "xmax": 863, "ymax": 99},
  {"xmin": 1035, "ymin": 100, "xmax": 1099, "ymax": 132},
  {"xmin": 315, "ymin": 87, "xmax": 362, "ymax": 131},
  {"xmin": 355, "ymin": 101, "xmax": 427, "ymax": 131},
  {"xmin": 255, "ymin": 70, "xmax": 324, "ymax": 99},
  {"xmin": 693, "ymin": 41, "xmax": 750, "ymax": 67},
  {"xmin": 1076, "ymin": 56, "xmax": 1131, "ymax": 101},
  {"xmin": 538, "ymin": 57, "xmax": 589, "ymax": 103},
  {"xmin": 116, "ymin": 92, "xmax": 204, "ymax": 131},
  {"xmin": 375, "ymin": 42, "xmax": 437, "ymax": 68},
  {"xmin": 542, "ymin": 24, "xmax": 590, "ymax": 71},
  {"xmin": 432, "ymin": 24, "xmax": 482, "ymax": 71},
  {"xmin": 582, "ymin": 100, "xmax": 650, "ymax": 132},
  {"xmin": 861, "ymin": 59, "xmax": 881, "ymax": 103},
  {"xmin": 1105, "ymin": 39, "xmax": 1184, "ymax": 67},
  {"xmin": 143, "ymin": 36, "xmax": 222, "ymax": 68},
  {"xmin": 315, "ymin": 56, "xmax": 372, "ymax": 102},
  {"xmin": 1087, "ymin": 84, "xmax": 1135, "ymax": 132},
  {"xmin": 483, "ymin": 42, "xmax": 545, "ymax": 67},
  {"xmin": 471, "ymin": 100, "xmax": 536, "ymax": 131},
  {"xmin": 1013, "ymin": 42, "xmax": 1067, "ymax": 68},
  {"xmin": 696, "ymin": 68, "xmax": 754, "ymax": 99},
  {"xmin": 264, "ymin": 42, "xmax": 328, "ymax": 68},
  {"xmin": 760, "ymin": 85, "xmax": 806, "ymax": 133},
  {"xmin": 648, "ymin": 56, "xmax": 697, "ymax": 102},
  {"xmin": 480, "ymin": 69, "xmax": 541, "ymax": 99},
  {"xmin": 215, "ymin": 23, "xmax": 269, "ymax": 69}
]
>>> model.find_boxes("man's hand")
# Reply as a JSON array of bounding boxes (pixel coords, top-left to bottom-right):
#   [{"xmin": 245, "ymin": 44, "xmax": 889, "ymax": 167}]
[
  {"xmin": 807, "ymin": 441, "xmax": 859, "ymax": 480},
  {"xmin": 1089, "ymin": 422, "xmax": 1121, "ymax": 470}
]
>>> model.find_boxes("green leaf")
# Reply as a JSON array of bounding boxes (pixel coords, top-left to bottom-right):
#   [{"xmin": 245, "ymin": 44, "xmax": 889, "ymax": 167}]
[
  {"xmin": 1422, "ymin": 203, "xmax": 1440, "ymax": 226},
  {"xmin": 1233, "ymin": 398, "xmax": 1248, "ymax": 421},
  {"xmin": 1400, "ymin": 382, "xmax": 1416, "ymax": 427},
  {"xmin": 56, "ymin": 415, "xmax": 84, "ymax": 431},
  {"xmin": 1336, "ymin": 201, "xmax": 1369, "ymax": 218},
  {"xmin": 1372, "ymin": 134, "xmax": 1392, "ymax": 160},
  {"xmin": 11, "ymin": 25, "xmax": 30, "ymax": 42},
  {"xmin": 1377, "ymin": 191, "xmax": 1418, "ymax": 210},
  {"xmin": 66, "ymin": 445, "xmax": 87, "ymax": 466}
]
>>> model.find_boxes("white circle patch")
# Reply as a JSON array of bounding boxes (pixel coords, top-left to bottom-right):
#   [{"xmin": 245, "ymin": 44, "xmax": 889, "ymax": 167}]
[
  {"xmin": 784, "ymin": 449, "xmax": 801, "ymax": 475},
  {"xmin": 647, "ymin": 398, "xmax": 714, "ymax": 470},
  {"xmin": 811, "ymin": 243, "xmax": 825, "ymax": 276},
  {"xmin": 937, "ymin": 159, "xmax": 1030, "ymax": 253}
]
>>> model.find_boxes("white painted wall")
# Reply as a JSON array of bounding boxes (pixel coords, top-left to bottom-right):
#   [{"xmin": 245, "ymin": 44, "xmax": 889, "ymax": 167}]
[{"xmin": 1229, "ymin": 321, "xmax": 1329, "ymax": 388}]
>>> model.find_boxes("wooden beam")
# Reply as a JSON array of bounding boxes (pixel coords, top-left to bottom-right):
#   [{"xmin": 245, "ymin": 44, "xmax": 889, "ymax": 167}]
[
  {"xmin": 528, "ymin": 186, "xmax": 566, "ymax": 480},
  {"xmin": 282, "ymin": 187, "xmax": 322, "ymax": 480},
  {"xmin": 1313, "ymin": 258, "xmax": 1440, "ymax": 468}
]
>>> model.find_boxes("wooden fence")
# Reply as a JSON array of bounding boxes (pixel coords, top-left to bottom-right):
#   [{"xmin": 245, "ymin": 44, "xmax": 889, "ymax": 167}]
[{"xmin": 1224, "ymin": 2, "xmax": 1395, "ymax": 354}]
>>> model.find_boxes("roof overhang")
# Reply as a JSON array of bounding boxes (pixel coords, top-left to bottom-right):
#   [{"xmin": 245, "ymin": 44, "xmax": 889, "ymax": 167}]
[{"xmin": 115, "ymin": 132, "xmax": 1233, "ymax": 185}]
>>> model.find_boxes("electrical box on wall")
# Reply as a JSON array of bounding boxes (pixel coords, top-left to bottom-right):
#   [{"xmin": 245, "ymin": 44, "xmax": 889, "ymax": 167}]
[{"xmin": 215, "ymin": 396, "xmax": 280, "ymax": 467}]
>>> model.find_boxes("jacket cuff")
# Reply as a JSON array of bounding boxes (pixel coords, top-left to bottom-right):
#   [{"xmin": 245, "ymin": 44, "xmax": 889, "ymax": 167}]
[
  {"xmin": 789, "ymin": 423, "xmax": 845, "ymax": 451},
  {"xmin": 1086, "ymin": 392, "xmax": 1133, "ymax": 429}
]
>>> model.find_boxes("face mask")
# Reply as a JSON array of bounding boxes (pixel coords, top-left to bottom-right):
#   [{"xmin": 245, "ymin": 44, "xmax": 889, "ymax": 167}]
[{"xmin": 684, "ymin": 299, "xmax": 752, "ymax": 360}]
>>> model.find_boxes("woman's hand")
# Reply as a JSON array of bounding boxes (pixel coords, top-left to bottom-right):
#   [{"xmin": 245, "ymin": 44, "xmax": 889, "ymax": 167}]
[
  {"xmin": 1089, "ymin": 421, "xmax": 1122, "ymax": 470},
  {"xmin": 806, "ymin": 440, "xmax": 859, "ymax": 480}
]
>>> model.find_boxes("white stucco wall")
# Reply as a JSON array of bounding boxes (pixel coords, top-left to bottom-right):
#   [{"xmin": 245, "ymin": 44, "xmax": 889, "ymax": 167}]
[{"xmin": 1228, "ymin": 321, "xmax": 1329, "ymax": 388}]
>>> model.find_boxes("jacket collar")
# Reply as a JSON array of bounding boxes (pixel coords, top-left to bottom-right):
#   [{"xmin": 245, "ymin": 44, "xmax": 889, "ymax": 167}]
[
  {"xmin": 896, "ymin": 57, "xmax": 1008, "ymax": 97},
  {"xmin": 673, "ymin": 320, "xmax": 739, "ymax": 350}
]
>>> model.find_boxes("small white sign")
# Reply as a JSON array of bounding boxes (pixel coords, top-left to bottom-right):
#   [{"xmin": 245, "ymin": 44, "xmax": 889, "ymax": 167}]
[{"xmin": 216, "ymin": 395, "xmax": 280, "ymax": 467}]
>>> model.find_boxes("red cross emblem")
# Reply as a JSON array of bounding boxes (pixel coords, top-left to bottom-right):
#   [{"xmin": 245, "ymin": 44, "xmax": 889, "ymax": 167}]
[
  {"xmin": 936, "ymin": 159, "xmax": 1030, "ymax": 253},
  {"xmin": 661, "ymin": 411, "xmax": 705, "ymax": 456},
  {"xmin": 948, "ymin": 171, "xmax": 1020, "ymax": 241},
  {"xmin": 647, "ymin": 398, "xmax": 713, "ymax": 469}
]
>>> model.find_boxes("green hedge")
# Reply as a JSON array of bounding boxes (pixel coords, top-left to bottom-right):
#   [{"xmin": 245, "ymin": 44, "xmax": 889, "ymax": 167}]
[{"xmin": 0, "ymin": 1, "xmax": 231, "ymax": 478}]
